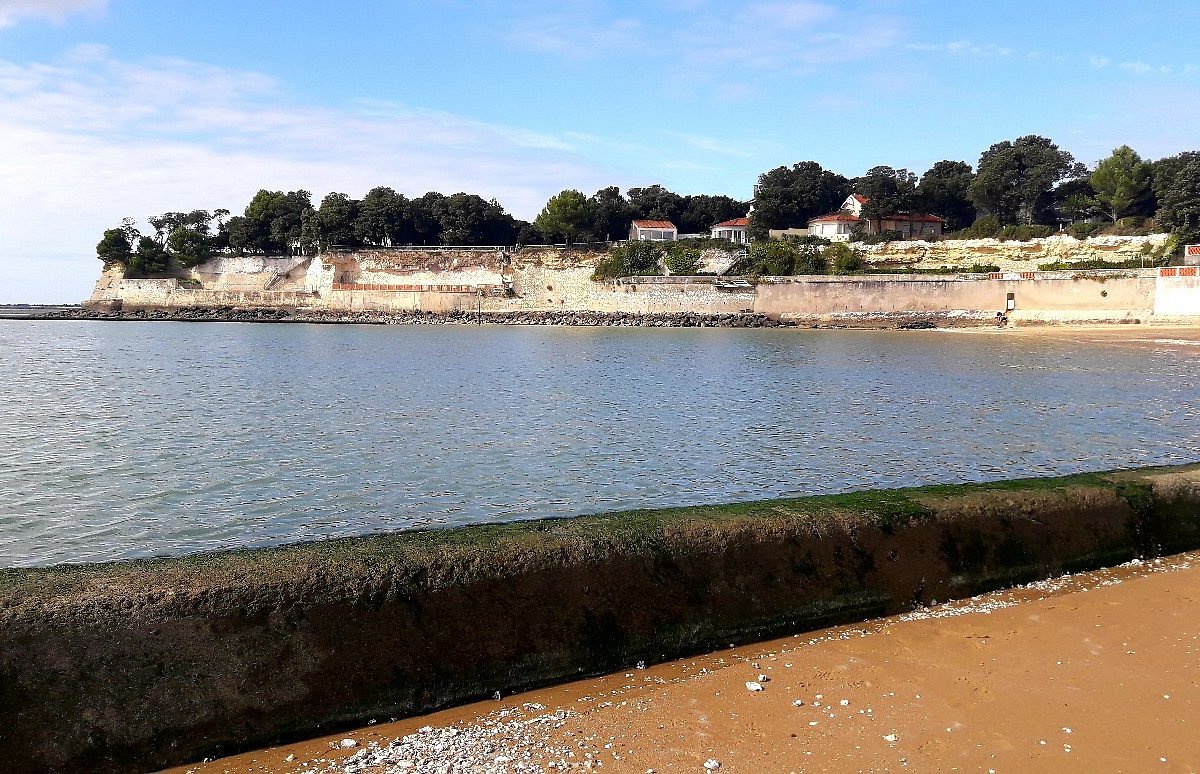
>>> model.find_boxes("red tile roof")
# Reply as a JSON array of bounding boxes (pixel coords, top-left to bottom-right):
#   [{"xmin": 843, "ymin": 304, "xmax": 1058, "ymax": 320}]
[
  {"xmin": 851, "ymin": 194, "xmax": 868, "ymax": 204},
  {"xmin": 712, "ymin": 218, "xmax": 749, "ymax": 228},
  {"xmin": 809, "ymin": 213, "xmax": 861, "ymax": 223},
  {"xmin": 880, "ymin": 213, "xmax": 944, "ymax": 223},
  {"xmin": 632, "ymin": 220, "xmax": 677, "ymax": 229}
]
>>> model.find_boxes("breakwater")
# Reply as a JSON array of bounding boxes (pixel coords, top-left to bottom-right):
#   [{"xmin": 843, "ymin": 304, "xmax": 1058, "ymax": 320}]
[{"xmin": 2, "ymin": 465, "xmax": 1198, "ymax": 772}]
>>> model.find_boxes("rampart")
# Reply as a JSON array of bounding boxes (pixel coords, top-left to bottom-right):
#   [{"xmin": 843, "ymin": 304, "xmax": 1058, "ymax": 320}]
[
  {"xmin": 2, "ymin": 465, "xmax": 1199, "ymax": 772},
  {"xmin": 84, "ymin": 237, "xmax": 1200, "ymax": 324}
]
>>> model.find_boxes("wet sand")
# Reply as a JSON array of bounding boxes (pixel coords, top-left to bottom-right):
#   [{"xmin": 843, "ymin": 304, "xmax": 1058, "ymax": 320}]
[
  {"xmin": 948, "ymin": 322, "xmax": 1200, "ymax": 346},
  {"xmin": 171, "ymin": 551, "xmax": 1200, "ymax": 773}
]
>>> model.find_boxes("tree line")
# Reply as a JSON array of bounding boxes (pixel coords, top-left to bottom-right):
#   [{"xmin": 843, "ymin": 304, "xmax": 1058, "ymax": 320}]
[
  {"xmin": 97, "ymin": 134, "xmax": 1200, "ymax": 274},
  {"xmin": 751, "ymin": 137, "xmax": 1200, "ymax": 248},
  {"xmin": 96, "ymin": 186, "xmax": 749, "ymax": 274}
]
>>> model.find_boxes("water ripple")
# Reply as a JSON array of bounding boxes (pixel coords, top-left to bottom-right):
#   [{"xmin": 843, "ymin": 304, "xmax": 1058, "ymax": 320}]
[{"xmin": 1, "ymin": 321, "xmax": 1198, "ymax": 567}]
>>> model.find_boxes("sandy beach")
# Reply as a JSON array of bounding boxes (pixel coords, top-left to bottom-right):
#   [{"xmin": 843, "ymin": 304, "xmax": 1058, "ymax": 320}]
[{"xmin": 168, "ymin": 549, "xmax": 1200, "ymax": 773}]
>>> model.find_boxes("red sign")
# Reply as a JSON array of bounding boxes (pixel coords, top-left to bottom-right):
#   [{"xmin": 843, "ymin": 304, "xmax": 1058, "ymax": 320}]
[{"xmin": 1186, "ymin": 244, "xmax": 1200, "ymax": 266}]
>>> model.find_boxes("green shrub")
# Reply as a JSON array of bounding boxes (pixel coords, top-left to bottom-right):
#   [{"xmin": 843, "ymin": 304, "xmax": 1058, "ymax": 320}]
[
  {"xmin": 997, "ymin": 224, "xmax": 1054, "ymax": 241},
  {"xmin": 859, "ymin": 229, "xmax": 906, "ymax": 245},
  {"xmin": 824, "ymin": 242, "xmax": 863, "ymax": 274},
  {"xmin": 592, "ymin": 241, "xmax": 663, "ymax": 280},
  {"xmin": 664, "ymin": 244, "xmax": 703, "ymax": 275},
  {"xmin": 1068, "ymin": 222, "xmax": 1104, "ymax": 240},
  {"xmin": 947, "ymin": 216, "xmax": 1001, "ymax": 240}
]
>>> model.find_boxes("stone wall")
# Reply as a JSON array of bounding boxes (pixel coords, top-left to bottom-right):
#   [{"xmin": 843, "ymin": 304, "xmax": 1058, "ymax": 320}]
[
  {"xmin": 3, "ymin": 466, "xmax": 1199, "ymax": 772},
  {"xmin": 85, "ymin": 241, "xmax": 1198, "ymax": 323},
  {"xmin": 752, "ymin": 270, "xmax": 1159, "ymax": 324}
]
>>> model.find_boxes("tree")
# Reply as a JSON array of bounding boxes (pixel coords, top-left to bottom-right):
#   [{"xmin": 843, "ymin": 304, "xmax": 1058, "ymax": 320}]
[
  {"xmin": 915, "ymin": 160, "xmax": 976, "ymax": 231},
  {"xmin": 1091, "ymin": 146, "xmax": 1153, "ymax": 224},
  {"xmin": 96, "ymin": 227, "xmax": 133, "ymax": 267},
  {"xmin": 968, "ymin": 136, "xmax": 1077, "ymax": 225},
  {"xmin": 588, "ymin": 186, "xmax": 634, "ymax": 241},
  {"xmin": 167, "ymin": 227, "xmax": 211, "ymax": 268},
  {"xmin": 132, "ymin": 235, "xmax": 170, "ymax": 274},
  {"xmin": 410, "ymin": 192, "xmax": 446, "ymax": 245},
  {"xmin": 1155, "ymin": 152, "xmax": 1200, "ymax": 250},
  {"xmin": 750, "ymin": 162, "xmax": 851, "ymax": 240},
  {"xmin": 535, "ymin": 189, "xmax": 592, "ymax": 245},
  {"xmin": 231, "ymin": 190, "xmax": 315, "ymax": 254},
  {"xmin": 854, "ymin": 166, "xmax": 916, "ymax": 220},
  {"xmin": 433, "ymin": 193, "xmax": 518, "ymax": 245},
  {"xmin": 678, "ymin": 194, "xmax": 749, "ymax": 234},
  {"xmin": 1050, "ymin": 178, "xmax": 1100, "ymax": 224},
  {"xmin": 315, "ymin": 192, "xmax": 361, "ymax": 249},
  {"xmin": 627, "ymin": 185, "xmax": 685, "ymax": 226},
  {"xmin": 355, "ymin": 187, "xmax": 413, "ymax": 246}
]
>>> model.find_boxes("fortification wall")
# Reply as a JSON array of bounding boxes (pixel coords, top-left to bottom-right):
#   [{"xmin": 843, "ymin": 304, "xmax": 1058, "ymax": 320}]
[
  {"xmin": 862, "ymin": 234, "xmax": 1169, "ymax": 271},
  {"xmin": 85, "ymin": 241, "xmax": 1196, "ymax": 322},
  {"xmin": 754, "ymin": 271, "xmax": 1158, "ymax": 322},
  {"xmin": 3, "ymin": 466, "xmax": 1199, "ymax": 772}
]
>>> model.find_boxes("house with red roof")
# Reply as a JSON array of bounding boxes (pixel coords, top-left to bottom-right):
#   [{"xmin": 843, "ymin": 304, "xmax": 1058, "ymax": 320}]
[
  {"xmin": 629, "ymin": 220, "xmax": 678, "ymax": 242},
  {"xmin": 710, "ymin": 217, "xmax": 749, "ymax": 244},
  {"xmin": 808, "ymin": 194, "xmax": 943, "ymax": 242}
]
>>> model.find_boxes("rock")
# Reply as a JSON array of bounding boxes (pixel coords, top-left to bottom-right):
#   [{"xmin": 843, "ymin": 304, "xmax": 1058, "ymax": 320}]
[
  {"xmin": 745, "ymin": 681, "xmax": 764, "ymax": 692},
  {"xmin": 883, "ymin": 733, "xmax": 899, "ymax": 743},
  {"xmin": 704, "ymin": 759, "xmax": 722, "ymax": 770},
  {"xmin": 339, "ymin": 739, "xmax": 357, "ymax": 748}
]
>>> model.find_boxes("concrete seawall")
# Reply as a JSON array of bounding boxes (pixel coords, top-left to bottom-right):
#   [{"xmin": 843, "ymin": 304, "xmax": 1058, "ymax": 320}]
[{"xmin": 2, "ymin": 465, "xmax": 1199, "ymax": 772}]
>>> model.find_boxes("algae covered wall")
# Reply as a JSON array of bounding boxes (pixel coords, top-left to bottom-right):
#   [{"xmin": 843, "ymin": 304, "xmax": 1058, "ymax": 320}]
[{"xmin": 2, "ymin": 466, "xmax": 1199, "ymax": 773}]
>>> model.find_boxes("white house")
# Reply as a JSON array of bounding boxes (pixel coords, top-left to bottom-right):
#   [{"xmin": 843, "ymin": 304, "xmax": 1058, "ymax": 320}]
[
  {"xmin": 710, "ymin": 217, "xmax": 749, "ymax": 244},
  {"xmin": 629, "ymin": 220, "xmax": 678, "ymax": 242},
  {"xmin": 807, "ymin": 193, "xmax": 943, "ymax": 241},
  {"xmin": 807, "ymin": 213, "xmax": 860, "ymax": 242}
]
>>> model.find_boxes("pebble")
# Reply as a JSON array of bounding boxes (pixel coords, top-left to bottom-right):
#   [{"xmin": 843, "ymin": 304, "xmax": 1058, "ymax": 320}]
[
  {"xmin": 883, "ymin": 734, "xmax": 899, "ymax": 743},
  {"xmin": 745, "ymin": 681, "xmax": 764, "ymax": 692},
  {"xmin": 307, "ymin": 706, "xmax": 577, "ymax": 773},
  {"xmin": 704, "ymin": 759, "xmax": 722, "ymax": 770}
]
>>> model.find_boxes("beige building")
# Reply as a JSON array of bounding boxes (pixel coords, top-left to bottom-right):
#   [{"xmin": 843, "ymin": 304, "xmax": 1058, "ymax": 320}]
[
  {"xmin": 808, "ymin": 194, "xmax": 943, "ymax": 241},
  {"xmin": 629, "ymin": 220, "xmax": 678, "ymax": 242}
]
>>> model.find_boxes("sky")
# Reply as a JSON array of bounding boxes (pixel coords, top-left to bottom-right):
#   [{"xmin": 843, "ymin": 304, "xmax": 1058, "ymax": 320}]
[{"xmin": 2, "ymin": 0, "xmax": 1200, "ymax": 302}]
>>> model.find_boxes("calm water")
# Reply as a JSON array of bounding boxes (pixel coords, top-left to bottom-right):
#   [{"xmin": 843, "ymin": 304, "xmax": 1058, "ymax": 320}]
[{"xmin": 1, "ymin": 320, "xmax": 1197, "ymax": 567}]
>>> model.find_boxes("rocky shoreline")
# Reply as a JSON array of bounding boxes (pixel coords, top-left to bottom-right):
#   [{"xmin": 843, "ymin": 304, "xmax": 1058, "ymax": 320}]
[
  {"xmin": 23, "ymin": 306, "xmax": 1018, "ymax": 329},
  {"xmin": 39, "ymin": 306, "xmax": 792, "ymax": 327}
]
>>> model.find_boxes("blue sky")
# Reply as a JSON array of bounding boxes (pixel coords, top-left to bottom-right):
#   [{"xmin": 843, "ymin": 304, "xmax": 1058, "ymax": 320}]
[{"xmin": 2, "ymin": 0, "xmax": 1199, "ymax": 302}]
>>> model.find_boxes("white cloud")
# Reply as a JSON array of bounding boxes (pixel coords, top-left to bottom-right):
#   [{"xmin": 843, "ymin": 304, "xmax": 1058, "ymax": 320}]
[
  {"xmin": 0, "ymin": 0, "xmax": 103, "ymax": 27},
  {"xmin": 502, "ymin": 0, "xmax": 902, "ymax": 79},
  {"xmin": 1119, "ymin": 60, "xmax": 1154, "ymax": 75},
  {"xmin": 0, "ymin": 47, "xmax": 608, "ymax": 302}
]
